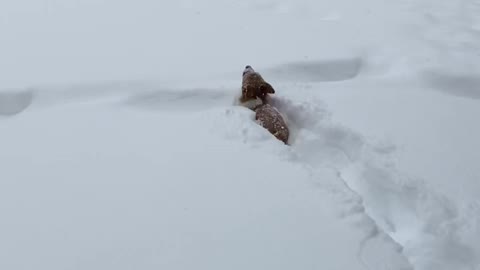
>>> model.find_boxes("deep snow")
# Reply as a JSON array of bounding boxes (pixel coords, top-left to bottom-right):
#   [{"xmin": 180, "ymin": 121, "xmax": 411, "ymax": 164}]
[{"xmin": 1, "ymin": 0, "xmax": 480, "ymax": 270}]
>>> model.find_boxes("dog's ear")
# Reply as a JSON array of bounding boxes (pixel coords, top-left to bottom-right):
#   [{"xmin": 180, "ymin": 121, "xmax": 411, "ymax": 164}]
[{"xmin": 260, "ymin": 83, "xmax": 275, "ymax": 94}]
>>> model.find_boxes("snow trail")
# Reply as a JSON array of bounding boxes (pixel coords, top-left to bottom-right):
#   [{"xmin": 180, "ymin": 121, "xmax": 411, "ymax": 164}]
[{"xmin": 257, "ymin": 77, "xmax": 480, "ymax": 270}]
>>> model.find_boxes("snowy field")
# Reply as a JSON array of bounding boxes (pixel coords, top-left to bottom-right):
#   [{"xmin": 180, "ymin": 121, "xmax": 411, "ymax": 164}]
[{"xmin": 1, "ymin": 1, "xmax": 479, "ymax": 269}]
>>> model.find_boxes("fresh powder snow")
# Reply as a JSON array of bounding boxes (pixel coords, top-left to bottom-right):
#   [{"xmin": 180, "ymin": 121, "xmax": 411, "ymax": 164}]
[{"xmin": 0, "ymin": 1, "xmax": 479, "ymax": 270}]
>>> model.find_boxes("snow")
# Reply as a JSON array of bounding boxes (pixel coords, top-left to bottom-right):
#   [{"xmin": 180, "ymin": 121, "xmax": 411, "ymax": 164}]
[
  {"xmin": 1, "ymin": 0, "xmax": 480, "ymax": 270},
  {"xmin": 0, "ymin": 89, "xmax": 412, "ymax": 270}
]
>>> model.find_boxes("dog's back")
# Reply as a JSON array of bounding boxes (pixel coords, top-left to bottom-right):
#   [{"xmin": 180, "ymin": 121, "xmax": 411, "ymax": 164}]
[{"xmin": 255, "ymin": 103, "xmax": 289, "ymax": 144}]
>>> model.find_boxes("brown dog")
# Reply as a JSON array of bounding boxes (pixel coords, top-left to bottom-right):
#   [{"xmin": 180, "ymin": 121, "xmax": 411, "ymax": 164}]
[{"xmin": 237, "ymin": 65, "xmax": 289, "ymax": 144}]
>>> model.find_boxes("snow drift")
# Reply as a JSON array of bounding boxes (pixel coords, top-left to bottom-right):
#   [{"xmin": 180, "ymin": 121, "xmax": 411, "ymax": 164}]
[{"xmin": 1, "ymin": 0, "xmax": 480, "ymax": 269}]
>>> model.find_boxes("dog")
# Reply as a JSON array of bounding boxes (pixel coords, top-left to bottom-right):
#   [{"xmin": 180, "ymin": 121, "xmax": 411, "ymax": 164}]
[{"xmin": 237, "ymin": 65, "xmax": 290, "ymax": 144}]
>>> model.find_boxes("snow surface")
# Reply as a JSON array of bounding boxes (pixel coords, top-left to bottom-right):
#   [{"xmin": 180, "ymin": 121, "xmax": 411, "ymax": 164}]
[{"xmin": 1, "ymin": 0, "xmax": 480, "ymax": 270}]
